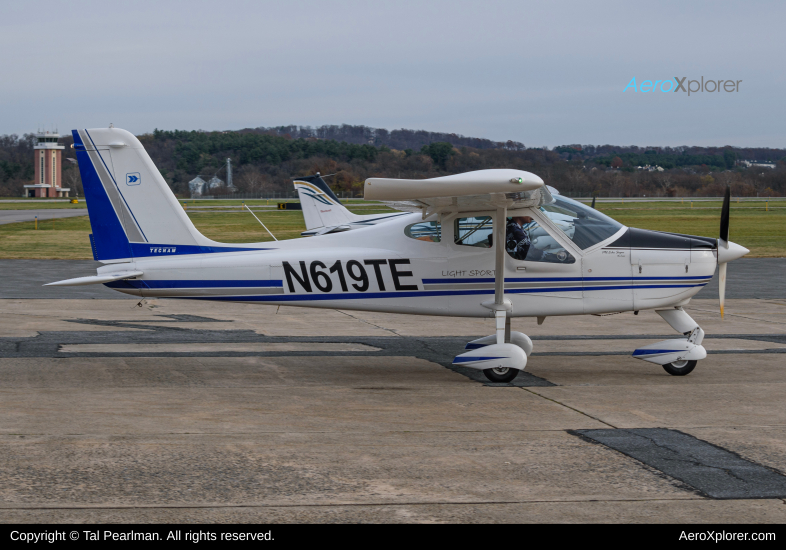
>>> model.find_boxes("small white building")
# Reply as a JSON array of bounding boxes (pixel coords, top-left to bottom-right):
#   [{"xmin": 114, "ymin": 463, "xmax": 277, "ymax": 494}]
[
  {"xmin": 636, "ymin": 165, "xmax": 665, "ymax": 172},
  {"xmin": 738, "ymin": 160, "xmax": 776, "ymax": 169}
]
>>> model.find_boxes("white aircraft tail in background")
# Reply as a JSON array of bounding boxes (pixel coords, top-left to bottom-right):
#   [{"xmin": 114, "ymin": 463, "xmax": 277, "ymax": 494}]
[{"xmin": 293, "ymin": 173, "xmax": 406, "ymax": 236}]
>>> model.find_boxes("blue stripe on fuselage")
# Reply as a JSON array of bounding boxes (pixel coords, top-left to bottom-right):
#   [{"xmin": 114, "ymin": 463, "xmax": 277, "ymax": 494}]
[
  {"xmin": 105, "ymin": 279, "xmax": 283, "ymax": 289},
  {"xmin": 423, "ymin": 276, "xmax": 712, "ymax": 284},
  {"xmin": 129, "ymin": 243, "xmax": 275, "ymax": 258},
  {"xmin": 167, "ymin": 282, "xmax": 707, "ymax": 302}
]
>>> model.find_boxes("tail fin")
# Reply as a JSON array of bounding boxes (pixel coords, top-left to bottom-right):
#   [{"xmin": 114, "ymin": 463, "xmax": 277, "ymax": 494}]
[
  {"xmin": 293, "ymin": 174, "xmax": 358, "ymax": 231},
  {"xmin": 73, "ymin": 128, "xmax": 268, "ymax": 262}
]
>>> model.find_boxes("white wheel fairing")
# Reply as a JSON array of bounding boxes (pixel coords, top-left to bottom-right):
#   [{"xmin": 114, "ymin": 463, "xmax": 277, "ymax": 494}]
[{"xmin": 452, "ymin": 343, "xmax": 527, "ymax": 371}]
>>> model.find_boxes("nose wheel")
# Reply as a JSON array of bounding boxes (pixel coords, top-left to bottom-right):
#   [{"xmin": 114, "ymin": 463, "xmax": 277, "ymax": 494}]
[
  {"xmin": 662, "ymin": 360, "xmax": 697, "ymax": 376},
  {"xmin": 483, "ymin": 366, "xmax": 520, "ymax": 383}
]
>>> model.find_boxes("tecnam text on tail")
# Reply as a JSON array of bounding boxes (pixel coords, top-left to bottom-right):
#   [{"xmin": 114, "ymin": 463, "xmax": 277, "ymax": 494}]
[{"xmin": 50, "ymin": 127, "xmax": 748, "ymax": 382}]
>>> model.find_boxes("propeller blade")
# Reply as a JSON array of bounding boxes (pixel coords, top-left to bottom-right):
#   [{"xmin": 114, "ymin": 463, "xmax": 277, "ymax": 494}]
[
  {"xmin": 719, "ymin": 186, "xmax": 730, "ymax": 244},
  {"xmin": 718, "ymin": 262, "xmax": 727, "ymax": 319},
  {"xmin": 591, "ymin": 195, "xmax": 596, "ymax": 209}
]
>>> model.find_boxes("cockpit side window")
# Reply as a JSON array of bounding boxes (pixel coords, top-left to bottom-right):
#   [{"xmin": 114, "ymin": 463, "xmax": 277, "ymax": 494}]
[
  {"xmin": 454, "ymin": 216, "xmax": 493, "ymax": 248},
  {"xmin": 539, "ymin": 196, "xmax": 623, "ymax": 249},
  {"xmin": 405, "ymin": 221, "xmax": 441, "ymax": 243}
]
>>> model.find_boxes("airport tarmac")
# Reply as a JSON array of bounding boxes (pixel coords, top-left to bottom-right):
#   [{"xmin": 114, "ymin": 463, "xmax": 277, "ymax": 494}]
[
  {"xmin": 0, "ymin": 209, "xmax": 88, "ymax": 225},
  {"xmin": 1, "ymin": 262, "xmax": 786, "ymax": 523}
]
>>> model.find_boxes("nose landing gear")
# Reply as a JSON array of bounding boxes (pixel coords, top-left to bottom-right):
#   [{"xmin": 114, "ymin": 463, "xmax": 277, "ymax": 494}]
[
  {"xmin": 483, "ymin": 366, "xmax": 520, "ymax": 383},
  {"xmin": 633, "ymin": 308, "xmax": 706, "ymax": 376},
  {"xmin": 662, "ymin": 359, "xmax": 697, "ymax": 376}
]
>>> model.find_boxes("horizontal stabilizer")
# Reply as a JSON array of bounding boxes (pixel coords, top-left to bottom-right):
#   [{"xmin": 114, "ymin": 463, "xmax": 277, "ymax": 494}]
[
  {"xmin": 301, "ymin": 225, "xmax": 352, "ymax": 237},
  {"xmin": 45, "ymin": 271, "xmax": 143, "ymax": 287}
]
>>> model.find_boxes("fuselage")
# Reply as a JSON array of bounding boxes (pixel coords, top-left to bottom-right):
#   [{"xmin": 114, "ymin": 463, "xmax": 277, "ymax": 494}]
[{"xmin": 102, "ymin": 202, "xmax": 718, "ymax": 318}]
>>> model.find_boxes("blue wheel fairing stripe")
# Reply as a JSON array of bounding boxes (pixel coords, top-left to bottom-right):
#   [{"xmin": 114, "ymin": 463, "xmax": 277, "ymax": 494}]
[
  {"xmin": 453, "ymin": 356, "xmax": 506, "ymax": 363},
  {"xmin": 632, "ymin": 349, "xmax": 684, "ymax": 356}
]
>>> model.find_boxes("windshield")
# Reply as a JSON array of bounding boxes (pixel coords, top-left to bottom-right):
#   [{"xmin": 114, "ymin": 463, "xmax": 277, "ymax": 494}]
[{"xmin": 539, "ymin": 196, "xmax": 623, "ymax": 249}]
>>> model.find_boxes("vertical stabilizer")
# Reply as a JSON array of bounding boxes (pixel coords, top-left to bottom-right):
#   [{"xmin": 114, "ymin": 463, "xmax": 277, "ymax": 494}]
[
  {"xmin": 293, "ymin": 174, "xmax": 358, "ymax": 230},
  {"xmin": 73, "ymin": 128, "xmax": 271, "ymax": 262}
]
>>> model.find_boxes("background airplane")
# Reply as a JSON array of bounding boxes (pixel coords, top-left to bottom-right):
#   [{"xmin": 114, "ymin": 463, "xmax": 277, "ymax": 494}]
[
  {"xmin": 49, "ymin": 127, "xmax": 749, "ymax": 383},
  {"xmin": 294, "ymin": 173, "xmax": 405, "ymax": 236}
]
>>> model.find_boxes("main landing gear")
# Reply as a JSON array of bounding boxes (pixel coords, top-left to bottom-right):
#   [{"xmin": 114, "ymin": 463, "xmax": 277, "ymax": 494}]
[
  {"xmin": 450, "ymin": 205, "xmax": 531, "ymax": 383},
  {"xmin": 632, "ymin": 308, "xmax": 706, "ymax": 376},
  {"xmin": 454, "ymin": 314, "xmax": 533, "ymax": 383}
]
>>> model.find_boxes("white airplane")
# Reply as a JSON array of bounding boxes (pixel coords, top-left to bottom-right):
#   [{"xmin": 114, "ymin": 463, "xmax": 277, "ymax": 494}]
[{"xmin": 50, "ymin": 127, "xmax": 749, "ymax": 383}]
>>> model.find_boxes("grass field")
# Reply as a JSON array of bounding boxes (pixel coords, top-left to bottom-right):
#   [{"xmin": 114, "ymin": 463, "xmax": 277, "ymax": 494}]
[{"xmin": 0, "ymin": 201, "xmax": 782, "ymax": 259}]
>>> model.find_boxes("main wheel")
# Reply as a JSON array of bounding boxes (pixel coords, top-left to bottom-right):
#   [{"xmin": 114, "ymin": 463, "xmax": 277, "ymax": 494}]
[
  {"xmin": 662, "ymin": 360, "xmax": 697, "ymax": 376},
  {"xmin": 483, "ymin": 366, "xmax": 520, "ymax": 383}
]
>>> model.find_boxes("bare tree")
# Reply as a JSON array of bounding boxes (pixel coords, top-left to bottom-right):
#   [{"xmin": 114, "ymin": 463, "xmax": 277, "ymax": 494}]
[
  {"xmin": 62, "ymin": 164, "xmax": 82, "ymax": 197},
  {"xmin": 238, "ymin": 166, "xmax": 265, "ymax": 194},
  {"xmin": 655, "ymin": 173, "xmax": 673, "ymax": 196}
]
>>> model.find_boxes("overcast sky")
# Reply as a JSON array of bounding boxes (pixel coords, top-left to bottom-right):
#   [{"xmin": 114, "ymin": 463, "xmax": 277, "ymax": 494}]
[{"xmin": 1, "ymin": 1, "xmax": 783, "ymax": 147}]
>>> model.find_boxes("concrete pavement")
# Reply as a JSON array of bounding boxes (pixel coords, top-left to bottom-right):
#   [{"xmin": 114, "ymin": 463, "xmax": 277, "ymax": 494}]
[{"xmin": 0, "ymin": 297, "xmax": 785, "ymax": 523}]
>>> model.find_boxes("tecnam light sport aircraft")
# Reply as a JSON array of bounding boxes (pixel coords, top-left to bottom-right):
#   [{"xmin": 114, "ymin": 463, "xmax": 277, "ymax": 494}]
[{"xmin": 50, "ymin": 127, "xmax": 749, "ymax": 383}]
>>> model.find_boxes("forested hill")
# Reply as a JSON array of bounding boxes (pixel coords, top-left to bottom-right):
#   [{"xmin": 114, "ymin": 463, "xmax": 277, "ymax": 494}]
[{"xmin": 1, "ymin": 124, "xmax": 784, "ymax": 198}]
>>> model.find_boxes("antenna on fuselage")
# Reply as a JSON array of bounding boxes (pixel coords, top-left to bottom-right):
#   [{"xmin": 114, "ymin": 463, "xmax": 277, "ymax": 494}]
[{"xmin": 244, "ymin": 204, "xmax": 278, "ymax": 241}]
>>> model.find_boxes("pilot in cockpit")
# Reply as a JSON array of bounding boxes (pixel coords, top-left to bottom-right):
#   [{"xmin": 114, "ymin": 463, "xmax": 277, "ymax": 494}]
[{"xmin": 506, "ymin": 216, "xmax": 542, "ymax": 261}]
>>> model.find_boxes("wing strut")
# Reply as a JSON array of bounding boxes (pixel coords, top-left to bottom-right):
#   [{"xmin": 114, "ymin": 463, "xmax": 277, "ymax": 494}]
[{"xmin": 494, "ymin": 206, "xmax": 509, "ymax": 345}]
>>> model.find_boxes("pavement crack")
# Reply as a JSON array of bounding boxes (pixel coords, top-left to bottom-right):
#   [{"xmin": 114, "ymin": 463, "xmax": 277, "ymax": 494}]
[
  {"xmin": 521, "ymin": 387, "xmax": 617, "ymax": 428},
  {"xmin": 334, "ymin": 310, "xmax": 402, "ymax": 337}
]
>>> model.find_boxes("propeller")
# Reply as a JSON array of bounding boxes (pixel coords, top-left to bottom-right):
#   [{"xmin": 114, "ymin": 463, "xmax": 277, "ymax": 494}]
[
  {"xmin": 718, "ymin": 186, "xmax": 731, "ymax": 319},
  {"xmin": 591, "ymin": 195, "xmax": 596, "ymax": 209}
]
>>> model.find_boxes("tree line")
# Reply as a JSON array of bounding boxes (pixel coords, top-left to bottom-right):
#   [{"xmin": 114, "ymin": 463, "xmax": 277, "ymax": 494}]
[{"xmin": 0, "ymin": 127, "xmax": 784, "ymax": 198}]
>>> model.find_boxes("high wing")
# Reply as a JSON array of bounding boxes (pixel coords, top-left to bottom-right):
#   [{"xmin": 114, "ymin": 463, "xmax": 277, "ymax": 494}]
[{"xmin": 364, "ymin": 169, "xmax": 551, "ymax": 218}]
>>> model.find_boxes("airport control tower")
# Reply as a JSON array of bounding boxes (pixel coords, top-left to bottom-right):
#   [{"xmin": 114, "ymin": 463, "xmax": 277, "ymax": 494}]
[{"xmin": 24, "ymin": 131, "xmax": 70, "ymax": 197}]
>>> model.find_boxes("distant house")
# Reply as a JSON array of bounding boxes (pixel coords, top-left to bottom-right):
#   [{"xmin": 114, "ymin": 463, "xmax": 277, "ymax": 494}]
[
  {"xmin": 636, "ymin": 165, "xmax": 665, "ymax": 172},
  {"xmin": 738, "ymin": 160, "xmax": 776, "ymax": 169}
]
